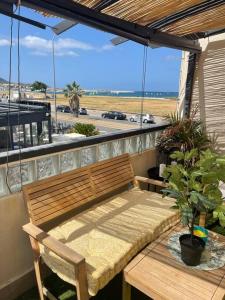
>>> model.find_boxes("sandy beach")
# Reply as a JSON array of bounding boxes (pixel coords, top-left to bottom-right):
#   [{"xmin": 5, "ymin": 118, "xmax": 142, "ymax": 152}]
[
  {"xmin": 0, "ymin": 92, "xmax": 177, "ymax": 117},
  {"xmin": 55, "ymin": 95, "xmax": 177, "ymax": 117}
]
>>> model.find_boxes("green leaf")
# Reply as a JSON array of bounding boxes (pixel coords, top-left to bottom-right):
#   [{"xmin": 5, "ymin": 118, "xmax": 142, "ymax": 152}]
[
  {"xmin": 162, "ymin": 168, "xmax": 170, "ymax": 179},
  {"xmin": 161, "ymin": 189, "xmax": 182, "ymax": 200},
  {"xmin": 213, "ymin": 211, "xmax": 219, "ymax": 219},
  {"xmin": 184, "ymin": 148, "xmax": 198, "ymax": 161},
  {"xmin": 177, "ymin": 165, "xmax": 189, "ymax": 177},
  {"xmin": 170, "ymin": 151, "xmax": 184, "ymax": 161},
  {"xmin": 216, "ymin": 158, "xmax": 225, "ymax": 165},
  {"xmin": 190, "ymin": 192, "xmax": 199, "ymax": 204},
  {"xmin": 181, "ymin": 207, "xmax": 193, "ymax": 225},
  {"xmin": 181, "ymin": 214, "xmax": 189, "ymax": 226},
  {"xmin": 205, "ymin": 188, "xmax": 223, "ymax": 204},
  {"xmin": 218, "ymin": 212, "xmax": 225, "ymax": 227},
  {"xmin": 171, "ymin": 205, "xmax": 179, "ymax": 209},
  {"xmin": 214, "ymin": 205, "xmax": 225, "ymax": 214},
  {"xmin": 198, "ymin": 193, "xmax": 217, "ymax": 209},
  {"xmin": 192, "ymin": 181, "xmax": 202, "ymax": 192},
  {"xmin": 191, "ymin": 170, "xmax": 207, "ymax": 178}
]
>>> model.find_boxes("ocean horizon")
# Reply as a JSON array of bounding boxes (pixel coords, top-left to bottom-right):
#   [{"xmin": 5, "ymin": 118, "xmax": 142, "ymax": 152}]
[{"xmin": 50, "ymin": 90, "xmax": 178, "ymax": 99}]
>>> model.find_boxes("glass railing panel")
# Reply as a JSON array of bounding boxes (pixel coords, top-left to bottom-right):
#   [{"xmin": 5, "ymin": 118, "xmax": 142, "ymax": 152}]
[
  {"xmin": 80, "ymin": 146, "xmax": 97, "ymax": 167},
  {"xmin": 37, "ymin": 155, "xmax": 59, "ymax": 180},
  {"xmin": 0, "ymin": 125, "xmax": 168, "ymax": 197},
  {"xmin": 112, "ymin": 139, "xmax": 125, "ymax": 157},
  {"xmin": 60, "ymin": 150, "xmax": 80, "ymax": 173},
  {"xmin": 98, "ymin": 142, "xmax": 112, "ymax": 161}
]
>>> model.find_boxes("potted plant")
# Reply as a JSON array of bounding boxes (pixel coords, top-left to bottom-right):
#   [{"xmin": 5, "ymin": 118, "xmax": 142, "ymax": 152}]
[
  {"xmin": 156, "ymin": 108, "xmax": 212, "ymax": 164},
  {"xmin": 162, "ymin": 148, "xmax": 225, "ymax": 266}
]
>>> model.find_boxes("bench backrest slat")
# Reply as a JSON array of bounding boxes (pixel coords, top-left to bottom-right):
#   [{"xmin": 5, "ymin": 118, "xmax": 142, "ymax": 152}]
[
  {"xmin": 90, "ymin": 155, "xmax": 134, "ymax": 197},
  {"xmin": 23, "ymin": 153, "xmax": 134, "ymax": 225}
]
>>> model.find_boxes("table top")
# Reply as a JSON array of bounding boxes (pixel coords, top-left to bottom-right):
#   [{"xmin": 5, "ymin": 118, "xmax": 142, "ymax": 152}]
[{"xmin": 124, "ymin": 224, "xmax": 225, "ymax": 300}]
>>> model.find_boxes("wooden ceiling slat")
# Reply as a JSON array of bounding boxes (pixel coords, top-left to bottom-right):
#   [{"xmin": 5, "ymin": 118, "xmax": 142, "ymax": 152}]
[
  {"xmin": 35, "ymin": 0, "xmax": 102, "ymax": 16},
  {"xmin": 102, "ymin": 0, "xmax": 205, "ymax": 26},
  {"xmin": 22, "ymin": 0, "xmax": 201, "ymax": 52},
  {"xmin": 73, "ymin": 0, "xmax": 102, "ymax": 8},
  {"xmin": 94, "ymin": 0, "xmax": 120, "ymax": 11},
  {"xmin": 161, "ymin": 4, "xmax": 225, "ymax": 36},
  {"xmin": 23, "ymin": 0, "xmax": 225, "ymax": 44},
  {"xmin": 73, "ymin": 0, "xmax": 119, "ymax": 10}
]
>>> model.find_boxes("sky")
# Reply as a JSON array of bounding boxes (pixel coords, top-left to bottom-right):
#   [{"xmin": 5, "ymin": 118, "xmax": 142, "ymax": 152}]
[{"xmin": 0, "ymin": 7, "xmax": 182, "ymax": 91}]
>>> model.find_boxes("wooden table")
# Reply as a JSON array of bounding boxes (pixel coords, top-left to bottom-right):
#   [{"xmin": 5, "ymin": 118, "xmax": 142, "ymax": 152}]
[{"xmin": 123, "ymin": 225, "xmax": 225, "ymax": 300}]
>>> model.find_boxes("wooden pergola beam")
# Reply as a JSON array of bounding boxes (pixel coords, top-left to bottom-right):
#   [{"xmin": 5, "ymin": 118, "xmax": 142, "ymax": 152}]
[
  {"xmin": 0, "ymin": 8, "xmax": 46, "ymax": 29},
  {"xmin": 204, "ymin": 27, "xmax": 225, "ymax": 38},
  {"xmin": 0, "ymin": 0, "xmax": 46, "ymax": 28},
  {"xmin": 21, "ymin": 0, "xmax": 201, "ymax": 52}
]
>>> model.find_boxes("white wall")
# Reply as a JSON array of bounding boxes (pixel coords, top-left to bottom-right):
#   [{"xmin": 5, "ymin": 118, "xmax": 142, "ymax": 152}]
[{"xmin": 0, "ymin": 193, "xmax": 34, "ymax": 299}]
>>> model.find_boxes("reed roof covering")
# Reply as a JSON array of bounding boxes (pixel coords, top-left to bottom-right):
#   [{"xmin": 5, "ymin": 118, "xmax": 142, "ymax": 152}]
[
  {"xmin": 17, "ymin": 0, "xmax": 225, "ymax": 51},
  {"xmin": 71, "ymin": 0, "xmax": 225, "ymax": 37}
]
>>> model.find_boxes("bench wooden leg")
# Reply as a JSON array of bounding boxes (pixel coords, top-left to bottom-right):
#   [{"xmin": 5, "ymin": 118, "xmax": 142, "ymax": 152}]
[
  {"xmin": 29, "ymin": 237, "xmax": 45, "ymax": 300},
  {"xmin": 122, "ymin": 277, "xmax": 131, "ymax": 300},
  {"xmin": 75, "ymin": 262, "xmax": 89, "ymax": 300},
  {"xmin": 43, "ymin": 287, "xmax": 58, "ymax": 300}
]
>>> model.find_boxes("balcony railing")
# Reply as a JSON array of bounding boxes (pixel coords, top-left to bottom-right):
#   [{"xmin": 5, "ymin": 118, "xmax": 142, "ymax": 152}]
[{"xmin": 0, "ymin": 124, "xmax": 167, "ymax": 197}]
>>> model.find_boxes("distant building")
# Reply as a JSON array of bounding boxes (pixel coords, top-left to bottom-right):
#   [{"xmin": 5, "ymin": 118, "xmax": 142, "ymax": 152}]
[
  {"xmin": 0, "ymin": 101, "xmax": 52, "ymax": 152},
  {"xmin": 12, "ymin": 91, "xmax": 27, "ymax": 100}
]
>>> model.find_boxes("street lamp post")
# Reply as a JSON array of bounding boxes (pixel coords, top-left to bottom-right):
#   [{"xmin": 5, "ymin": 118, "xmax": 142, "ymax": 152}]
[{"xmin": 52, "ymin": 34, "xmax": 57, "ymax": 132}]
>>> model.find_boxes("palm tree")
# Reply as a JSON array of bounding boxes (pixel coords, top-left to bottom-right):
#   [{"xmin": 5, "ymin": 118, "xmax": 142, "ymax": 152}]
[
  {"xmin": 31, "ymin": 81, "xmax": 48, "ymax": 98},
  {"xmin": 64, "ymin": 81, "xmax": 83, "ymax": 117}
]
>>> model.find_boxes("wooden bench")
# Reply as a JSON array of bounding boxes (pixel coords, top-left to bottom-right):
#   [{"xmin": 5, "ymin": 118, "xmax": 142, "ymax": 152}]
[{"xmin": 22, "ymin": 153, "xmax": 176, "ymax": 300}]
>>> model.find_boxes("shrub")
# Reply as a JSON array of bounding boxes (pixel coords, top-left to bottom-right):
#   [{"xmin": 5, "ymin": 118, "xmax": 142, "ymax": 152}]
[{"xmin": 69, "ymin": 123, "xmax": 99, "ymax": 137}]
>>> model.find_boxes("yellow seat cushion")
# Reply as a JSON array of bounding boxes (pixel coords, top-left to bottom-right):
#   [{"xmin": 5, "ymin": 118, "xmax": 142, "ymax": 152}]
[{"xmin": 40, "ymin": 188, "xmax": 179, "ymax": 296}]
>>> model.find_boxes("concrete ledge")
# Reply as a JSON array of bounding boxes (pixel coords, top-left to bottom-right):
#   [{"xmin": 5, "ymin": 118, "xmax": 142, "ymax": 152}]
[{"xmin": 0, "ymin": 268, "xmax": 35, "ymax": 300}]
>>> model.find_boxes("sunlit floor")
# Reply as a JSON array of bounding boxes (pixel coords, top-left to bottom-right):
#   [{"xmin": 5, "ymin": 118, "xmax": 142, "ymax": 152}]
[{"xmin": 16, "ymin": 273, "xmax": 149, "ymax": 300}]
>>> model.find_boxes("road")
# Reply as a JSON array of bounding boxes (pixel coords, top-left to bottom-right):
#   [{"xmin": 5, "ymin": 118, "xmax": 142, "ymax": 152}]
[{"xmin": 54, "ymin": 108, "xmax": 165, "ymax": 133}]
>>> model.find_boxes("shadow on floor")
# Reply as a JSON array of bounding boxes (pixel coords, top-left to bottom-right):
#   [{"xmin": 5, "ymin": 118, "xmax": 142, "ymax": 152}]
[{"xmin": 16, "ymin": 273, "xmax": 150, "ymax": 300}]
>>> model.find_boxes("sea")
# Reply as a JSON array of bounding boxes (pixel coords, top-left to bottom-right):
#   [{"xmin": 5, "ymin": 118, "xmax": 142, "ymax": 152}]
[
  {"xmin": 51, "ymin": 90, "xmax": 178, "ymax": 99},
  {"xmin": 84, "ymin": 90, "xmax": 178, "ymax": 98}
]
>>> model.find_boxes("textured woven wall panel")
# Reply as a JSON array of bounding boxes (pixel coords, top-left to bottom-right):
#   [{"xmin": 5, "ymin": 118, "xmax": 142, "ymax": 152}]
[{"xmin": 191, "ymin": 38, "xmax": 225, "ymax": 152}]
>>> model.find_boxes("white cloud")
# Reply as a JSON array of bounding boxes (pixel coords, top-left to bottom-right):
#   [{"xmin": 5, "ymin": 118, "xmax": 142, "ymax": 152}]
[
  {"xmin": 0, "ymin": 39, "xmax": 11, "ymax": 46},
  {"xmin": 99, "ymin": 44, "xmax": 114, "ymax": 51},
  {"xmin": 21, "ymin": 36, "xmax": 51, "ymax": 50},
  {"xmin": 30, "ymin": 51, "xmax": 48, "ymax": 56},
  {"xmin": 164, "ymin": 55, "xmax": 181, "ymax": 62},
  {"xmin": 19, "ymin": 35, "xmax": 112, "ymax": 57},
  {"xmin": 0, "ymin": 35, "xmax": 113, "ymax": 56},
  {"xmin": 56, "ymin": 38, "xmax": 94, "ymax": 51},
  {"xmin": 55, "ymin": 50, "xmax": 79, "ymax": 57},
  {"xmin": 31, "ymin": 49, "xmax": 79, "ymax": 57}
]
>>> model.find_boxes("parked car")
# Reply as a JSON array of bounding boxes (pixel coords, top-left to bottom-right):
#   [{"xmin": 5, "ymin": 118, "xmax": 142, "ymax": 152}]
[
  {"xmin": 129, "ymin": 113, "xmax": 154, "ymax": 123},
  {"xmin": 79, "ymin": 107, "xmax": 88, "ymax": 115},
  {"xmin": 56, "ymin": 105, "xmax": 71, "ymax": 113},
  {"xmin": 101, "ymin": 111, "xmax": 126, "ymax": 120},
  {"xmin": 56, "ymin": 105, "xmax": 64, "ymax": 112}
]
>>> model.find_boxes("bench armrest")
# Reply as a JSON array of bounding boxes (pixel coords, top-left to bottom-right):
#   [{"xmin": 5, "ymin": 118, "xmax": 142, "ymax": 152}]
[
  {"xmin": 23, "ymin": 223, "xmax": 84, "ymax": 265},
  {"xmin": 134, "ymin": 176, "xmax": 167, "ymax": 188}
]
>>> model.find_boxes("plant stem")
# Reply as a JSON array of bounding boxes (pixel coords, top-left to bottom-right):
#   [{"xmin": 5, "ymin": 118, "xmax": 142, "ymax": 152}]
[{"xmin": 191, "ymin": 208, "xmax": 197, "ymax": 244}]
